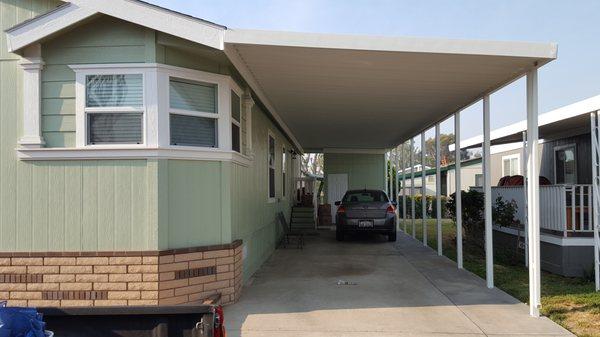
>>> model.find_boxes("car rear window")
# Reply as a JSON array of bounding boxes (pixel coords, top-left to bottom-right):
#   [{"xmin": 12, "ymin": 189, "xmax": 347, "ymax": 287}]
[{"xmin": 342, "ymin": 191, "xmax": 388, "ymax": 203}]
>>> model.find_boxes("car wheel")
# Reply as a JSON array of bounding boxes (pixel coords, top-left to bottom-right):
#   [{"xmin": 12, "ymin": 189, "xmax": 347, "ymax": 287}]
[
  {"xmin": 388, "ymin": 232, "xmax": 397, "ymax": 242},
  {"xmin": 336, "ymin": 230, "xmax": 344, "ymax": 241}
]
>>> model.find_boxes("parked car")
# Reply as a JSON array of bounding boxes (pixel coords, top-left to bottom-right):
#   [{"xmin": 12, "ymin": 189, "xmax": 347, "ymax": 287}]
[{"xmin": 334, "ymin": 189, "xmax": 397, "ymax": 242}]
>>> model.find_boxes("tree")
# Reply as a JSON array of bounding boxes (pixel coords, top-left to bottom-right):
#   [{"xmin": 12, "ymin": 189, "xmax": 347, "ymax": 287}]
[
  {"xmin": 424, "ymin": 133, "xmax": 455, "ymax": 167},
  {"xmin": 301, "ymin": 153, "xmax": 323, "ymax": 176}
]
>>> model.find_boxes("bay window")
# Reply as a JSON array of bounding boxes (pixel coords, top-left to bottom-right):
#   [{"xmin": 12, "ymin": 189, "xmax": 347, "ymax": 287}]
[{"xmin": 22, "ymin": 63, "xmax": 251, "ymax": 164}]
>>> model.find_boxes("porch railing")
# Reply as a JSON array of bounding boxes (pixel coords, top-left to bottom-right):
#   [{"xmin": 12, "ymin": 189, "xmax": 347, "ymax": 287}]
[
  {"xmin": 295, "ymin": 177, "xmax": 318, "ymax": 224},
  {"xmin": 486, "ymin": 184, "xmax": 595, "ymax": 236}
]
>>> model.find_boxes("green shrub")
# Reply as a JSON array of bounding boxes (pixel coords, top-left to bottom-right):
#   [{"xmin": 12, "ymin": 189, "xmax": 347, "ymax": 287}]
[{"xmin": 447, "ymin": 189, "xmax": 485, "ymax": 251}]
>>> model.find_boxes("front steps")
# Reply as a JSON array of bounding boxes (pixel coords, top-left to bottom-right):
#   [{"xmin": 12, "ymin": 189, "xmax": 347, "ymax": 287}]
[{"xmin": 290, "ymin": 206, "xmax": 315, "ymax": 231}]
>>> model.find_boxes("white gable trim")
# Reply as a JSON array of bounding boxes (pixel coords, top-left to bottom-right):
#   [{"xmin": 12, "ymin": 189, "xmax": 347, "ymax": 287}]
[
  {"xmin": 67, "ymin": 0, "xmax": 224, "ymax": 50},
  {"xmin": 5, "ymin": 4, "xmax": 96, "ymax": 53}
]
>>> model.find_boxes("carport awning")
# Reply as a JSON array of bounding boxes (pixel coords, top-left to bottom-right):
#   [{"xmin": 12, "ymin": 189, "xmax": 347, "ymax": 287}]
[{"xmin": 224, "ymin": 30, "xmax": 557, "ymax": 152}]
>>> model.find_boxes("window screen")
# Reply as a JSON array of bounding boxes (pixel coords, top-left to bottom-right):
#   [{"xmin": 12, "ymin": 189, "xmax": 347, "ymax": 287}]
[
  {"xmin": 170, "ymin": 78, "xmax": 216, "ymax": 113},
  {"xmin": 231, "ymin": 91, "xmax": 241, "ymax": 122},
  {"xmin": 268, "ymin": 135, "xmax": 275, "ymax": 198},
  {"xmin": 88, "ymin": 113, "xmax": 142, "ymax": 144},
  {"xmin": 86, "ymin": 74, "xmax": 143, "ymax": 108},
  {"xmin": 170, "ymin": 114, "xmax": 217, "ymax": 147},
  {"xmin": 232, "ymin": 123, "xmax": 240, "ymax": 152}
]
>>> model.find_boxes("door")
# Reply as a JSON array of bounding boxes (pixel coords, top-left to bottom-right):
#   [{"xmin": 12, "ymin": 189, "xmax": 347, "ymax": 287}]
[{"xmin": 328, "ymin": 173, "xmax": 348, "ymax": 223}]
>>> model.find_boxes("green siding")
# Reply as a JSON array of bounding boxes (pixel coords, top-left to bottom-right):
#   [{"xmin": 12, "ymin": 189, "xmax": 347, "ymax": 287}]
[
  {"xmin": 323, "ymin": 153, "xmax": 385, "ymax": 202},
  {"xmin": 0, "ymin": 3, "xmax": 158, "ymax": 251},
  {"xmin": 41, "ymin": 15, "xmax": 153, "ymax": 147},
  {"xmin": 230, "ymin": 104, "xmax": 295, "ymax": 280}
]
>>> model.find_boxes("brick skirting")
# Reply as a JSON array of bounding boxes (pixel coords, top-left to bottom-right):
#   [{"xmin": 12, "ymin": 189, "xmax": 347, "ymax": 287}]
[{"xmin": 0, "ymin": 241, "xmax": 242, "ymax": 307}]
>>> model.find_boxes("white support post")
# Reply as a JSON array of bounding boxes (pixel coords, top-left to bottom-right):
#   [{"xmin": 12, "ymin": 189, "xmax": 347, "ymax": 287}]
[
  {"xmin": 522, "ymin": 131, "xmax": 529, "ymax": 267},
  {"xmin": 18, "ymin": 43, "xmax": 45, "ymax": 148},
  {"xmin": 411, "ymin": 138, "xmax": 416, "ymax": 238},
  {"xmin": 395, "ymin": 147, "xmax": 400, "ymax": 229},
  {"xmin": 385, "ymin": 151, "xmax": 390, "ymax": 196},
  {"xmin": 483, "ymin": 94, "xmax": 494, "ymax": 289},
  {"xmin": 436, "ymin": 124, "xmax": 442, "ymax": 255},
  {"xmin": 421, "ymin": 131, "xmax": 427, "ymax": 246},
  {"xmin": 455, "ymin": 112, "xmax": 463, "ymax": 269},
  {"xmin": 402, "ymin": 143, "xmax": 407, "ymax": 233},
  {"xmin": 527, "ymin": 68, "xmax": 541, "ymax": 317},
  {"xmin": 590, "ymin": 112, "xmax": 600, "ymax": 292}
]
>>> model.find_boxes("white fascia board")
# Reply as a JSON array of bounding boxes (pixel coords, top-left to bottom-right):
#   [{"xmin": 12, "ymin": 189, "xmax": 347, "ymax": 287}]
[
  {"xmin": 5, "ymin": 4, "xmax": 97, "ymax": 53},
  {"xmin": 224, "ymin": 29, "xmax": 557, "ymax": 59},
  {"xmin": 323, "ymin": 148, "xmax": 386, "ymax": 154},
  {"xmin": 454, "ymin": 94, "xmax": 600, "ymax": 150},
  {"xmin": 224, "ymin": 44, "xmax": 304, "ymax": 153},
  {"xmin": 67, "ymin": 0, "xmax": 225, "ymax": 50}
]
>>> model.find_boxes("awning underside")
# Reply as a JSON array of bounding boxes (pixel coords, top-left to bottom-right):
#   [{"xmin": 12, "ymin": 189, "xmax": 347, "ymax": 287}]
[{"xmin": 227, "ymin": 37, "xmax": 554, "ymax": 151}]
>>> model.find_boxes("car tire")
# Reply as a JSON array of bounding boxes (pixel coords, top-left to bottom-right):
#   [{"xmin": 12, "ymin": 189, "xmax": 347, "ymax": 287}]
[
  {"xmin": 336, "ymin": 230, "xmax": 344, "ymax": 241},
  {"xmin": 388, "ymin": 232, "xmax": 397, "ymax": 242}
]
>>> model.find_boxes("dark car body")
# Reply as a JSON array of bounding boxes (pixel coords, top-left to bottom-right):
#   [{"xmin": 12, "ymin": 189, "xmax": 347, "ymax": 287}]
[{"xmin": 334, "ymin": 189, "xmax": 397, "ymax": 242}]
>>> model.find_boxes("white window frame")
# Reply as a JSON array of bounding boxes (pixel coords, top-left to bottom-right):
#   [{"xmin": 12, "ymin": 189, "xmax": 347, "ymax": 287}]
[
  {"xmin": 72, "ymin": 65, "xmax": 153, "ymax": 148},
  {"xmin": 501, "ymin": 153, "xmax": 520, "ymax": 177},
  {"xmin": 18, "ymin": 63, "xmax": 251, "ymax": 166},
  {"xmin": 268, "ymin": 130, "xmax": 277, "ymax": 203},
  {"xmin": 554, "ymin": 143, "xmax": 577, "ymax": 184},
  {"xmin": 282, "ymin": 145, "xmax": 286, "ymax": 197},
  {"xmin": 230, "ymin": 87, "xmax": 243, "ymax": 153}
]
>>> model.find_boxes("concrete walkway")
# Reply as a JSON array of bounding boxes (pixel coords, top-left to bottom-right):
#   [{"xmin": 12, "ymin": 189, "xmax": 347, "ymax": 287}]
[{"xmin": 225, "ymin": 231, "xmax": 573, "ymax": 337}]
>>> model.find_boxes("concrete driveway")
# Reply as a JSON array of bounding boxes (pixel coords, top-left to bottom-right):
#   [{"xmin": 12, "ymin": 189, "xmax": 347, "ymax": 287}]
[{"xmin": 224, "ymin": 231, "xmax": 573, "ymax": 337}]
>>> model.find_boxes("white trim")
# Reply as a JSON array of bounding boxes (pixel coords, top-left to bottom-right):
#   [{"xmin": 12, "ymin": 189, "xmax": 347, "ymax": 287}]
[
  {"xmin": 16, "ymin": 147, "xmax": 251, "ymax": 166},
  {"xmin": 554, "ymin": 143, "xmax": 577, "ymax": 184},
  {"xmin": 494, "ymin": 226, "xmax": 595, "ymax": 247},
  {"xmin": 18, "ymin": 44, "xmax": 45, "ymax": 148},
  {"xmin": 224, "ymin": 29, "xmax": 557, "ymax": 59},
  {"xmin": 5, "ymin": 4, "xmax": 96, "ymax": 53},
  {"xmin": 68, "ymin": 0, "xmax": 224, "ymax": 49},
  {"xmin": 323, "ymin": 148, "xmax": 387, "ymax": 154},
  {"xmin": 242, "ymin": 89, "xmax": 255, "ymax": 157}
]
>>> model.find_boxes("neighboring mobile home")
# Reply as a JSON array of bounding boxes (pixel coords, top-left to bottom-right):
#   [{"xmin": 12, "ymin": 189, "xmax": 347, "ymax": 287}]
[{"xmin": 458, "ymin": 95, "xmax": 600, "ymax": 276}]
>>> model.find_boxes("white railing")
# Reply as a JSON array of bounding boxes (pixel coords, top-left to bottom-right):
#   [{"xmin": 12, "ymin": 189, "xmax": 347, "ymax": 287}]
[{"xmin": 487, "ymin": 184, "xmax": 595, "ymax": 236}]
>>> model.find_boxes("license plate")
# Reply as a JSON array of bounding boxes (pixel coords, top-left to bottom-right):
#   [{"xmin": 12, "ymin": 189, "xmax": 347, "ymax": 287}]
[{"xmin": 358, "ymin": 220, "xmax": 373, "ymax": 228}]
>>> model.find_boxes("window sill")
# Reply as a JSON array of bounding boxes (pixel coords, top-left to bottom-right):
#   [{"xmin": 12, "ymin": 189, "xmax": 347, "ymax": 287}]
[
  {"xmin": 267, "ymin": 197, "xmax": 278, "ymax": 204},
  {"xmin": 16, "ymin": 146, "xmax": 252, "ymax": 167}
]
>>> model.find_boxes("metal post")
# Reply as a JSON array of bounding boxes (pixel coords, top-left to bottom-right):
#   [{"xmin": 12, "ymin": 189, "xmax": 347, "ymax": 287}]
[
  {"xmin": 411, "ymin": 138, "xmax": 416, "ymax": 238},
  {"xmin": 455, "ymin": 112, "xmax": 463, "ymax": 269},
  {"xmin": 385, "ymin": 151, "xmax": 390, "ymax": 196},
  {"xmin": 402, "ymin": 143, "xmax": 407, "ymax": 233},
  {"xmin": 436, "ymin": 124, "xmax": 442, "ymax": 255},
  {"xmin": 483, "ymin": 94, "xmax": 494, "ymax": 289},
  {"xmin": 522, "ymin": 131, "xmax": 529, "ymax": 267},
  {"xmin": 590, "ymin": 112, "xmax": 600, "ymax": 291},
  {"xmin": 394, "ymin": 148, "xmax": 399, "ymax": 203},
  {"xmin": 527, "ymin": 68, "xmax": 541, "ymax": 317},
  {"xmin": 421, "ymin": 131, "xmax": 427, "ymax": 246}
]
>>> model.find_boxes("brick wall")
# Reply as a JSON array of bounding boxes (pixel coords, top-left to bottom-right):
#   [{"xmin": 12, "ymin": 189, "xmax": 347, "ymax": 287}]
[{"xmin": 0, "ymin": 241, "xmax": 242, "ymax": 307}]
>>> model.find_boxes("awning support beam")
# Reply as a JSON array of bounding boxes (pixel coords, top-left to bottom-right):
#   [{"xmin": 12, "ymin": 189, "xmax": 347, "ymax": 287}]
[
  {"xmin": 527, "ymin": 68, "xmax": 541, "ymax": 317},
  {"xmin": 422, "ymin": 132, "xmax": 427, "ymax": 246},
  {"xmin": 436, "ymin": 124, "xmax": 442, "ymax": 255},
  {"xmin": 411, "ymin": 138, "xmax": 416, "ymax": 238},
  {"xmin": 522, "ymin": 131, "xmax": 529, "ymax": 267},
  {"xmin": 401, "ymin": 143, "xmax": 407, "ymax": 233},
  {"xmin": 483, "ymin": 94, "xmax": 494, "ymax": 289},
  {"xmin": 591, "ymin": 112, "xmax": 600, "ymax": 292},
  {"xmin": 455, "ymin": 112, "xmax": 463, "ymax": 269}
]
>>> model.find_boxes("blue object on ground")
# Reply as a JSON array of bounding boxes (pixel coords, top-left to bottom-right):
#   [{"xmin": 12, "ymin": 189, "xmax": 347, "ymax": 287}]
[{"xmin": 0, "ymin": 302, "xmax": 46, "ymax": 337}]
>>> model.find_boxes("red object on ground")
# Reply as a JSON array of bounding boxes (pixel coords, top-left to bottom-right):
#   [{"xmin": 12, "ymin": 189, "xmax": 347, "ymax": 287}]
[{"xmin": 214, "ymin": 305, "xmax": 226, "ymax": 337}]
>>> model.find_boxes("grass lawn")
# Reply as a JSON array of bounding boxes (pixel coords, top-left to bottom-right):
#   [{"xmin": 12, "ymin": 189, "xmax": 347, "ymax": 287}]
[{"xmin": 402, "ymin": 218, "xmax": 600, "ymax": 337}]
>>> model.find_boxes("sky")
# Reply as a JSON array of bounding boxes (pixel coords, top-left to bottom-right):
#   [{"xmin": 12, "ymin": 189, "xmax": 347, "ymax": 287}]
[{"xmin": 148, "ymin": 0, "xmax": 600, "ymax": 142}]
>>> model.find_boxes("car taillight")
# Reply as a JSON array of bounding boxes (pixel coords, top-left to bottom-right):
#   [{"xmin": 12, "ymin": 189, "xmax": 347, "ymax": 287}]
[
  {"xmin": 337, "ymin": 206, "xmax": 346, "ymax": 214},
  {"xmin": 386, "ymin": 205, "xmax": 395, "ymax": 214},
  {"xmin": 214, "ymin": 305, "xmax": 225, "ymax": 337}
]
